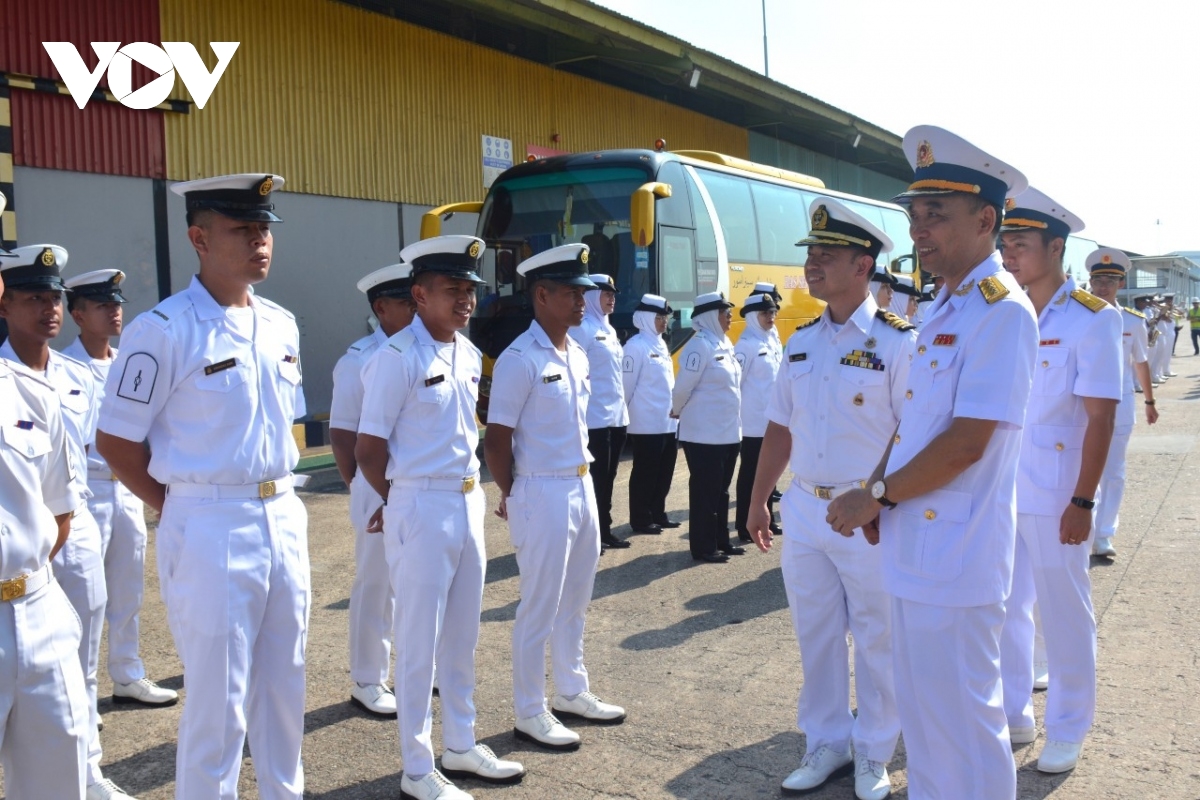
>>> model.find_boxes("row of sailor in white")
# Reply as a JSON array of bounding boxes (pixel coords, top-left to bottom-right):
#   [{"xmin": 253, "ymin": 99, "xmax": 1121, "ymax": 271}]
[
  {"xmin": 328, "ymin": 263, "xmax": 411, "ymax": 703},
  {"xmin": 487, "ymin": 244, "xmax": 609, "ymax": 728},
  {"xmin": 882, "ymin": 124, "xmax": 1036, "ymax": 800},
  {"xmin": 98, "ymin": 172, "xmax": 311, "ymax": 798},
  {"xmin": 62, "ymin": 269, "xmax": 166, "ymax": 704},
  {"xmin": 998, "ymin": 189, "xmax": 1122, "ymax": 754},
  {"xmin": 733, "ymin": 294, "xmax": 782, "ymax": 438},
  {"xmin": 0, "ymin": 244, "xmax": 112, "ymax": 789},
  {"xmin": 768, "ymin": 197, "xmax": 912, "ymax": 793},
  {"xmin": 1092, "ymin": 250, "xmax": 1149, "ymax": 545},
  {"xmin": 357, "ymin": 234, "xmax": 491, "ymax": 783},
  {"xmin": 0, "ymin": 345, "xmax": 90, "ymax": 798},
  {"xmin": 570, "ymin": 274, "xmax": 628, "ymax": 429},
  {"xmin": 1152, "ymin": 298, "xmax": 1176, "ymax": 381},
  {"xmin": 671, "ymin": 293, "xmax": 741, "ymax": 444}
]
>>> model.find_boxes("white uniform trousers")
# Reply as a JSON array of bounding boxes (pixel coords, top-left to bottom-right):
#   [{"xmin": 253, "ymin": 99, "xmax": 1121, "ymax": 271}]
[
  {"xmin": 88, "ymin": 477, "xmax": 149, "ymax": 684},
  {"xmin": 53, "ymin": 508, "xmax": 107, "ymax": 785},
  {"xmin": 384, "ymin": 484, "xmax": 486, "ymax": 778},
  {"xmin": 780, "ymin": 488, "xmax": 899, "ymax": 762},
  {"xmin": 1151, "ymin": 338, "xmax": 1167, "ymax": 381},
  {"xmin": 1000, "ymin": 513, "xmax": 1095, "ymax": 743},
  {"xmin": 157, "ymin": 491, "xmax": 310, "ymax": 800},
  {"xmin": 0, "ymin": 579, "xmax": 89, "ymax": 799},
  {"xmin": 891, "ymin": 598, "xmax": 1014, "ymax": 800},
  {"xmin": 508, "ymin": 475, "xmax": 601, "ymax": 720},
  {"xmin": 348, "ymin": 473, "xmax": 394, "ymax": 686},
  {"xmin": 1095, "ymin": 424, "xmax": 1133, "ymax": 538}
]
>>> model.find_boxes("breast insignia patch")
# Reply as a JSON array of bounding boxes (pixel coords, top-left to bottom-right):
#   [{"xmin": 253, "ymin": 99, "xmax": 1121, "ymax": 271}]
[
  {"xmin": 1070, "ymin": 289, "xmax": 1107, "ymax": 313},
  {"xmin": 978, "ymin": 276, "xmax": 1009, "ymax": 304},
  {"xmin": 875, "ymin": 309, "xmax": 915, "ymax": 331}
]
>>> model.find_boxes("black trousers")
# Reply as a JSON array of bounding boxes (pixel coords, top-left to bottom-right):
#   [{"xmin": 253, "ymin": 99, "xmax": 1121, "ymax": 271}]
[
  {"xmin": 627, "ymin": 432, "xmax": 678, "ymax": 527},
  {"xmin": 682, "ymin": 441, "xmax": 740, "ymax": 558},
  {"xmin": 1174, "ymin": 326, "xmax": 1183, "ymax": 355},
  {"xmin": 587, "ymin": 425, "xmax": 627, "ymax": 539},
  {"xmin": 734, "ymin": 436, "xmax": 778, "ymax": 538},
  {"xmin": 1193, "ymin": 328, "xmax": 1200, "ymax": 354}
]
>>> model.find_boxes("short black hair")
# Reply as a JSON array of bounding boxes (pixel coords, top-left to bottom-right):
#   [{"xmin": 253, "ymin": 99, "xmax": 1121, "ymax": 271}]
[
  {"xmin": 1037, "ymin": 229, "xmax": 1067, "ymax": 264},
  {"xmin": 968, "ymin": 195, "xmax": 1003, "ymax": 235},
  {"xmin": 186, "ymin": 208, "xmax": 217, "ymax": 228}
]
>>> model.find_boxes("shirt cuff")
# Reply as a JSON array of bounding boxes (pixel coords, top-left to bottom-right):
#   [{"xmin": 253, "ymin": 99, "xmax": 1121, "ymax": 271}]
[
  {"xmin": 954, "ymin": 401, "xmax": 1025, "ymax": 428},
  {"xmin": 44, "ymin": 494, "xmax": 78, "ymax": 517},
  {"xmin": 96, "ymin": 419, "xmax": 151, "ymax": 445},
  {"xmin": 485, "ymin": 410, "xmax": 519, "ymax": 428},
  {"xmin": 356, "ymin": 421, "xmax": 393, "ymax": 440},
  {"xmin": 1073, "ymin": 380, "xmax": 1122, "ymax": 401},
  {"xmin": 328, "ymin": 416, "xmax": 359, "ymax": 432}
]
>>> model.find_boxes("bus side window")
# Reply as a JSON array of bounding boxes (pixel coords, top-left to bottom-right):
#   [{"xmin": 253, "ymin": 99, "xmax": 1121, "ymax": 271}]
[
  {"xmin": 685, "ymin": 171, "xmax": 718, "ymax": 260},
  {"xmin": 696, "ymin": 170, "xmax": 760, "ymax": 262},
  {"xmin": 750, "ymin": 182, "xmax": 808, "ymax": 266},
  {"xmin": 654, "ymin": 162, "xmax": 691, "ymax": 228}
]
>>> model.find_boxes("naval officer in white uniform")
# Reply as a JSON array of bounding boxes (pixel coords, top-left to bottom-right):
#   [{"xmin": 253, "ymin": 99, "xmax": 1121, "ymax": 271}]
[
  {"xmin": 826, "ymin": 126, "xmax": 1038, "ymax": 800},
  {"xmin": 62, "ymin": 270, "xmax": 178, "ymax": 711},
  {"xmin": 329, "ymin": 262, "xmax": 417, "ymax": 718},
  {"xmin": 997, "ymin": 189, "xmax": 1122, "ymax": 774},
  {"xmin": 484, "ymin": 244, "xmax": 626, "ymax": 751},
  {"xmin": 357, "ymin": 236, "xmax": 524, "ymax": 800},
  {"xmin": 97, "ymin": 174, "xmax": 310, "ymax": 800},
  {"xmin": 748, "ymin": 199, "xmax": 913, "ymax": 800}
]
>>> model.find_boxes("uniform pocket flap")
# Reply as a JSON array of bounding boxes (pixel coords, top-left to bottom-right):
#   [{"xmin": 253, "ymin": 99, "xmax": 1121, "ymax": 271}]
[
  {"xmin": 1, "ymin": 424, "xmax": 53, "ymax": 460},
  {"xmin": 1031, "ymin": 423, "xmax": 1084, "ymax": 451},
  {"xmin": 899, "ymin": 487, "xmax": 972, "ymax": 524}
]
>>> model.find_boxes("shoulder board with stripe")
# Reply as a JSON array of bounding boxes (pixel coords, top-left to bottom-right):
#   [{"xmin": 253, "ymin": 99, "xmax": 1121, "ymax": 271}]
[
  {"xmin": 1124, "ymin": 306, "xmax": 1146, "ymax": 319},
  {"xmin": 978, "ymin": 275, "xmax": 1010, "ymax": 304},
  {"xmin": 795, "ymin": 317, "xmax": 820, "ymax": 331},
  {"xmin": 874, "ymin": 309, "xmax": 915, "ymax": 331},
  {"xmin": 1070, "ymin": 289, "xmax": 1107, "ymax": 313}
]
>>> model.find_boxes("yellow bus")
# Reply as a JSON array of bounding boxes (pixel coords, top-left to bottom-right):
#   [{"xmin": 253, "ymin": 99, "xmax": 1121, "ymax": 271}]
[{"xmin": 423, "ymin": 147, "xmax": 914, "ymax": 418}]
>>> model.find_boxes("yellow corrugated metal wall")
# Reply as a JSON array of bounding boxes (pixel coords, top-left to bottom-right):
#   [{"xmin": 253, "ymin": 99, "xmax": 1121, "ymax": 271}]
[{"xmin": 161, "ymin": 0, "xmax": 748, "ymax": 205}]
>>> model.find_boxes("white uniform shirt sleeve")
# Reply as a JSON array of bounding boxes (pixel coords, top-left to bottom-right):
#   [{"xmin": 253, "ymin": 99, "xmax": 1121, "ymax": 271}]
[
  {"xmin": 1131, "ymin": 318, "xmax": 1149, "ymax": 364},
  {"xmin": 671, "ymin": 339, "xmax": 706, "ymax": 417},
  {"xmin": 41, "ymin": 398, "xmax": 79, "ymax": 517},
  {"xmin": 766, "ymin": 349, "xmax": 794, "ymax": 428},
  {"xmin": 953, "ymin": 301, "xmax": 1038, "ymax": 428},
  {"xmin": 97, "ymin": 317, "xmax": 175, "ymax": 443},
  {"xmin": 1074, "ymin": 308, "xmax": 1124, "ymax": 400},
  {"xmin": 486, "ymin": 351, "xmax": 533, "ymax": 429},
  {"xmin": 329, "ymin": 350, "xmax": 365, "ymax": 432},
  {"xmin": 357, "ymin": 345, "xmax": 412, "ymax": 440},
  {"xmin": 621, "ymin": 344, "xmax": 642, "ymax": 405}
]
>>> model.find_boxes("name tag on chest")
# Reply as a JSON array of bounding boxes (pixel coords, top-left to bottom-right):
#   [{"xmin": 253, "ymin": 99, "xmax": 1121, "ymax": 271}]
[
  {"xmin": 205, "ymin": 358, "xmax": 237, "ymax": 375},
  {"xmin": 424, "ymin": 374, "xmax": 446, "ymax": 387}
]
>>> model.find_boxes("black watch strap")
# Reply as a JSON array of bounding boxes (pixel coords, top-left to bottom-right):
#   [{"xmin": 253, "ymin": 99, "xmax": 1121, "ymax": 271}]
[{"xmin": 1070, "ymin": 496, "xmax": 1095, "ymax": 510}]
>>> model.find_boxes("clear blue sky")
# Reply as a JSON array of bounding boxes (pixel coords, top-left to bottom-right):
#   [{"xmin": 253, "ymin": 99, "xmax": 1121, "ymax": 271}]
[{"xmin": 594, "ymin": 0, "xmax": 1199, "ymax": 256}]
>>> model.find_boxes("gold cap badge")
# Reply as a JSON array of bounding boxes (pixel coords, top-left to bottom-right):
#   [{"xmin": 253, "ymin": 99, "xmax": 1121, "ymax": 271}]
[
  {"xmin": 1101, "ymin": 254, "xmax": 1112, "ymax": 264},
  {"xmin": 468, "ymin": 241, "xmax": 482, "ymax": 259},
  {"xmin": 40, "ymin": 248, "xmax": 55, "ymax": 267},
  {"xmin": 258, "ymin": 176, "xmax": 274, "ymax": 196},
  {"xmin": 915, "ymin": 141, "xmax": 935, "ymax": 169},
  {"xmin": 812, "ymin": 205, "xmax": 829, "ymax": 231},
  {"xmin": 1004, "ymin": 197, "xmax": 1017, "ymax": 212},
  {"xmin": 581, "ymin": 250, "xmax": 589, "ymax": 265}
]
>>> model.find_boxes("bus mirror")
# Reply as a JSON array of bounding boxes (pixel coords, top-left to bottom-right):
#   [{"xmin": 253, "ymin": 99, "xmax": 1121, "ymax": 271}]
[
  {"xmin": 631, "ymin": 182, "xmax": 672, "ymax": 247},
  {"xmin": 420, "ymin": 201, "xmax": 484, "ymax": 240}
]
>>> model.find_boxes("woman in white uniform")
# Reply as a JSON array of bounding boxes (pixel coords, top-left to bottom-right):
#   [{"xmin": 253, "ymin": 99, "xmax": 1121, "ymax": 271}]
[{"xmin": 733, "ymin": 293, "xmax": 782, "ymax": 542}]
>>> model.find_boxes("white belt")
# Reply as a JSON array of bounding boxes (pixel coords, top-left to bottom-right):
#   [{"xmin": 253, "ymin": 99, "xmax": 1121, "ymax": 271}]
[
  {"xmin": 391, "ymin": 473, "xmax": 480, "ymax": 493},
  {"xmin": 1, "ymin": 564, "xmax": 53, "ymax": 603},
  {"xmin": 518, "ymin": 464, "xmax": 590, "ymax": 479},
  {"xmin": 792, "ymin": 477, "xmax": 866, "ymax": 500},
  {"xmin": 88, "ymin": 469, "xmax": 118, "ymax": 482},
  {"xmin": 169, "ymin": 474, "xmax": 297, "ymax": 500}
]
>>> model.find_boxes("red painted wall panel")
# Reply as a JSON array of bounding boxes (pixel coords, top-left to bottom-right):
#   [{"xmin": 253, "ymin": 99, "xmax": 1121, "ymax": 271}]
[{"xmin": 0, "ymin": 0, "xmax": 159, "ymax": 82}]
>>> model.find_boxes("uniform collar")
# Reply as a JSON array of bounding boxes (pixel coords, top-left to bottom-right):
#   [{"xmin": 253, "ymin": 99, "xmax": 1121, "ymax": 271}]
[
  {"xmin": 847, "ymin": 293, "xmax": 879, "ymax": 335},
  {"xmin": 371, "ymin": 325, "xmax": 389, "ymax": 347},
  {"xmin": 1044, "ymin": 276, "xmax": 1077, "ymax": 315},
  {"xmin": 0, "ymin": 340, "xmax": 64, "ymax": 376},
  {"xmin": 407, "ymin": 314, "xmax": 441, "ymax": 347},
  {"xmin": 187, "ymin": 275, "xmax": 240, "ymax": 320},
  {"xmin": 937, "ymin": 251, "xmax": 1004, "ymax": 314}
]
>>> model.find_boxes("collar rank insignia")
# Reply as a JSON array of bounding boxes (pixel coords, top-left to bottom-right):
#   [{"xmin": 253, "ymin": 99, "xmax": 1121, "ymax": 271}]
[
  {"xmin": 978, "ymin": 276, "xmax": 1009, "ymax": 304},
  {"xmin": 15, "ymin": 420, "xmax": 34, "ymax": 430},
  {"xmin": 933, "ymin": 333, "xmax": 956, "ymax": 346},
  {"xmin": 795, "ymin": 317, "xmax": 820, "ymax": 331},
  {"xmin": 875, "ymin": 309, "xmax": 915, "ymax": 331},
  {"xmin": 840, "ymin": 349, "xmax": 885, "ymax": 371},
  {"xmin": 1040, "ymin": 338, "xmax": 1061, "ymax": 346},
  {"xmin": 953, "ymin": 279, "xmax": 976, "ymax": 297},
  {"xmin": 789, "ymin": 352, "xmax": 807, "ymax": 362},
  {"xmin": 1053, "ymin": 291, "xmax": 1069, "ymax": 306},
  {"xmin": 1070, "ymin": 289, "xmax": 1107, "ymax": 313}
]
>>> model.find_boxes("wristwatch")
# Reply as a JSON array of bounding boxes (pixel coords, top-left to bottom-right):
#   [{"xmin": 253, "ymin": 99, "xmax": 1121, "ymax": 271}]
[
  {"xmin": 1070, "ymin": 496, "xmax": 1095, "ymax": 510},
  {"xmin": 870, "ymin": 479, "xmax": 897, "ymax": 509}
]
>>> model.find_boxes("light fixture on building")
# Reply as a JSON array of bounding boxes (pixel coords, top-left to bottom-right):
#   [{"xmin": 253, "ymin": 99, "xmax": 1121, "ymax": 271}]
[
  {"xmin": 688, "ymin": 68, "xmax": 702, "ymax": 89},
  {"xmin": 852, "ymin": 132, "xmax": 862, "ymax": 148}
]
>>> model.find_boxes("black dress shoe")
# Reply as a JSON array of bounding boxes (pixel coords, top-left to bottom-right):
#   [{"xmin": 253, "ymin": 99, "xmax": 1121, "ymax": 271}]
[
  {"xmin": 721, "ymin": 546, "xmax": 746, "ymax": 555},
  {"xmin": 693, "ymin": 552, "xmax": 729, "ymax": 563},
  {"xmin": 769, "ymin": 524, "xmax": 783, "ymax": 537},
  {"xmin": 656, "ymin": 518, "xmax": 682, "ymax": 529},
  {"xmin": 601, "ymin": 536, "xmax": 632, "ymax": 549},
  {"xmin": 631, "ymin": 523, "xmax": 663, "ymax": 535},
  {"xmin": 737, "ymin": 532, "xmax": 753, "ymax": 543}
]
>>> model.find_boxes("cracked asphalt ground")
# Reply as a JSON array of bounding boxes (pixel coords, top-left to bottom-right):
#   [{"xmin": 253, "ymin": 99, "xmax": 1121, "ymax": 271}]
[{"xmin": 6, "ymin": 356, "xmax": 1200, "ymax": 799}]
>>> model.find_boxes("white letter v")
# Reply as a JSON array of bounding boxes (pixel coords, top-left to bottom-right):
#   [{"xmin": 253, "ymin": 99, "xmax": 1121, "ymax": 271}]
[{"xmin": 42, "ymin": 42, "xmax": 120, "ymax": 109}]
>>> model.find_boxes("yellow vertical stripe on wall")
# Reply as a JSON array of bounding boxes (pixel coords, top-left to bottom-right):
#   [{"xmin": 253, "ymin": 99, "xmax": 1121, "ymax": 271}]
[{"xmin": 161, "ymin": 0, "xmax": 747, "ymax": 205}]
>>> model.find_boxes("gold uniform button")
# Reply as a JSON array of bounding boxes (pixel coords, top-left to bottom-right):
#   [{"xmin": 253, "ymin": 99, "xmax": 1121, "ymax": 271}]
[
  {"xmin": 894, "ymin": 434, "xmax": 901, "ymax": 444},
  {"xmin": 905, "ymin": 390, "xmax": 913, "ymax": 399},
  {"xmin": 918, "ymin": 345, "xmax": 927, "ymax": 354},
  {"xmin": 1055, "ymin": 442, "xmax": 1064, "ymax": 451},
  {"xmin": 930, "ymin": 360, "xmax": 938, "ymax": 368},
  {"xmin": 1042, "ymin": 360, "xmax": 1049, "ymax": 367},
  {"xmin": 924, "ymin": 510, "xmax": 936, "ymax": 520}
]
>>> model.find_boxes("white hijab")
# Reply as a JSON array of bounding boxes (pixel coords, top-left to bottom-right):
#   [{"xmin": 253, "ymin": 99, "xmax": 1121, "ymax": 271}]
[
  {"xmin": 742, "ymin": 308, "xmax": 771, "ymax": 342},
  {"xmin": 692, "ymin": 308, "xmax": 729, "ymax": 346},
  {"xmin": 584, "ymin": 288, "xmax": 615, "ymax": 335},
  {"xmin": 634, "ymin": 310, "xmax": 669, "ymax": 355}
]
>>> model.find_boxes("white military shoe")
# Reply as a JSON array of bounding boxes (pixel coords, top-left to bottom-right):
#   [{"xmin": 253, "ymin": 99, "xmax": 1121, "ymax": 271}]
[
  {"xmin": 400, "ymin": 770, "xmax": 472, "ymax": 800},
  {"xmin": 441, "ymin": 744, "xmax": 525, "ymax": 784},
  {"xmin": 513, "ymin": 711, "xmax": 581, "ymax": 750},
  {"xmin": 781, "ymin": 745, "xmax": 852, "ymax": 793},
  {"xmin": 1009, "ymin": 725, "xmax": 1037, "ymax": 744},
  {"xmin": 1037, "ymin": 740, "xmax": 1082, "ymax": 773},
  {"xmin": 853, "ymin": 752, "xmax": 891, "ymax": 800},
  {"xmin": 1093, "ymin": 536, "xmax": 1116, "ymax": 558},
  {"xmin": 87, "ymin": 778, "xmax": 136, "ymax": 799},
  {"xmin": 350, "ymin": 683, "xmax": 397, "ymax": 717},
  {"xmin": 112, "ymin": 678, "xmax": 179, "ymax": 706},
  {"xmin": 551, "ymin": 691, "xmax": 626, "ymax": 723}
]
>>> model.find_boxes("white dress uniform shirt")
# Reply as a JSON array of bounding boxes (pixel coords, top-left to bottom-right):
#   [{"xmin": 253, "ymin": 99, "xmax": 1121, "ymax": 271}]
[
  {"xmin": 1016, "ymin": 279, "xmax": 1123, "ymax": 516},
  {"xmin": 734, "ymin": 319, "xmax": 782, "ymax": 438},
  {"xmin": 1118, "ymin": 307, "xmax": 1149, "ymax": 423},
  {"xmin": 329, "ymin": 327, "xmax": 388, "ymax": 443},
  {"xmin": 621, "ymin": 330, "xmax": 676, "ymax": 435},
  {"xmin": 881, "ymin": 253, "xmax": 1038, "ymax": 607},
  {"xmin": 98, "ymin": 275, "xmax": 306, "ymax": 485},
  {"xmin": 569, "ymin": 314, "xmax": 629, "ymax": 430},
  {"xmin": 768, "ymin": 295, "xmax": 915, "ymax": 484},
  {"xmin": 487, "ymin": 320, "xmax": 592, "ymax": 473},
  {"xmin": 61, "ymin": 338, "xmax": 115, "ymax": 476},
  {"xmin": 358, "ymin": 315, "xmax": 481, "ymax": 480},
  {"xmin": 672, "ymin": 329, "xmax": 741, "ymax": 445}
]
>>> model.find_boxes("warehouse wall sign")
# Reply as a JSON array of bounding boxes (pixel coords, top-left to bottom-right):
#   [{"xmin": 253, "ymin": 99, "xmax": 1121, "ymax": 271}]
[{"xmin": 41, "ymin": 42, "xmax": 240, "ymax": 110}]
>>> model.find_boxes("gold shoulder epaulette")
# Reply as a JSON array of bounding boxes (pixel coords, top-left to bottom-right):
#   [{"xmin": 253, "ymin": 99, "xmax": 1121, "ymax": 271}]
[
  {"xmin": 978, "ymin": 275, "xmax": 1009, "ymax": 304},
  {"xmin": 1125, "ymin": 306, "xmax": 1146, "ymax": 319},
  {"xmin": 1070, "ymin": 289, "xmax": 1106, "ymax": 313},
  {"xmin": 875, "ymin": 309, "xmax": 915, "ymax": 331},
  {"xmin": 795, "ymin": 316, "xmax": 820, "ymax": 331}
]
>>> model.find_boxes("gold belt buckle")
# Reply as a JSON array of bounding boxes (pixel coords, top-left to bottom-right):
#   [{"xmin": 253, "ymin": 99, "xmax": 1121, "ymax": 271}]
[
  {"xmin": 814, "ymin": 485, "xmax": 833, "ymax": 500},
  {"xmin": 258, "ymin": 480, "xmax": 277, "ymax": 499},
  {"xmin": 461, "ymin": 476, "xmax": 476, "ymax": 493},
  {"xmin": 1, "ymin": 575, "xmax": 27, "ymax": 602},
  {"xmin": 577, "ymin": 464, "xmax": 589, "ymax": 477}
]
